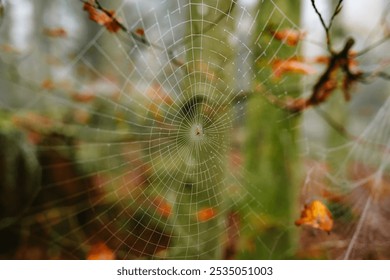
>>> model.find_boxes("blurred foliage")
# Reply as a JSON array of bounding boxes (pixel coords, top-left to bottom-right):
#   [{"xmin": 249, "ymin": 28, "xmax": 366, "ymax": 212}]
[{"xmin": 1, "ymin": 0, "xmax": 390, "ymax": 260}]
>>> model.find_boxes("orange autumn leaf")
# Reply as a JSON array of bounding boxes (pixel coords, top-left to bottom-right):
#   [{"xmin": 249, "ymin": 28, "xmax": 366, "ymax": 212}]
[
  {"xmin": 0, "ymin": 43, "xmax": 21, "ymax": 54},
  {"xmin": 46, "ymin": 55, "xmax": 63, "ymax": 66},
  {"xmin": 43, "ymin": 27, "xmax": 67, "ymax": 38},
  {"xmin": 83, "ymin": 2, "xmax": 121, "ymax": 33},
  {"xmin": 272, "ymin": 58, "xmax": 316, "ymax": 79},
  {"xmin": 312, "ymin": 55, "xmax": 330, "ymax": 65},
  {"xmin": 73, "ymin": 109, "xmax": 91, "ymax": 124},
  {"xmin": 152, "ymin": 197, "xmax": 172, "ymax": 218},
  {"xmin": 71, "ymin": 91, "xmax": 96, "ymax": 103},
  {"xmin": 295, "ymin": 200, "xmax": 333, "ymax": 233},
  {"xmin": 347, "ymin": 51, "xmax": 359, "ymax": 70},
  {"xmin": 87, "ymin": 242, "xmax": 115, "ymax": 260},
  {"xmin": 197, "ymin": 207, "xmax": 216, "ymax": 222},
  {"xmin": 146, "ymin": 83, "xmax": 173, "ymax": 105},
  {"xmin": 135, "ymin": 28, "xmax": 145, "ymax": 36},
  {"xmin": 41, "ymin": 79, "xmax": 55, "ymax": 90},
  {"xmin": 271, "ymin": 29, "xmax": 306, "ymax": 46},
  {"xmin": 12, "ymin": 112, "xmax": 54, "ymax": 131},
  {"xmin": 148, "ymin": 103, "xmax": 164, "ymax": 122}
]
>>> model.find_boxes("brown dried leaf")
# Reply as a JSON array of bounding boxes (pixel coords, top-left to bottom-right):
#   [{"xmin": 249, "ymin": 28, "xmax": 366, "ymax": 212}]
[
  {"xmin": 43, "ymin": 27, "xmax": 67, "ymax": 38},
  {"xmin": 272, "ymin": 58, "xmax": 316, "ymax": 79},
  {"xmin": 271, "ymin": 29, "xmax": 306, "ymax": 46},
  {"xmin": 71, "ymin": 91, "xmax": 96, "ymax": 103},
  {"xmin": 0, "ymin": 43, "xmax": 21, "ymax": 54},
  {"xmin": 83, "ymin": 2, "xmax": 121, "ymax": 33},
  {"xmin": 135, "ymin": 28, "xmax": 145, "ymax": 36},
  {"xmin": 41, "ymin": 79, "xmax": 55, "ymax": 90},
  {"xmin": 152, "ymin": 197, "xmax": 172, "ymax": 218}
]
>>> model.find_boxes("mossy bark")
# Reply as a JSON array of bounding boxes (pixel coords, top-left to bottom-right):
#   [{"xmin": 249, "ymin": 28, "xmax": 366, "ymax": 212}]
[{"xmin": 242, "ymin": 0, "xmax": 301, "ymax": 259}]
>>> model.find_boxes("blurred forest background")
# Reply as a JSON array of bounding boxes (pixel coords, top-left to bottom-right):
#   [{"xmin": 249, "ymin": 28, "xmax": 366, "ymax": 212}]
[{"xmin": 1, "ymin": 0, "xmax": 390, "ymax": 260}]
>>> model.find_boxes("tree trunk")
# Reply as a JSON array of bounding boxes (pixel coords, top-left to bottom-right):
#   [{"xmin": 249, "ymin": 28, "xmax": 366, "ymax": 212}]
[{"xmin": 242, "ymin": 0, "xmax": 301, "ymax": 259}]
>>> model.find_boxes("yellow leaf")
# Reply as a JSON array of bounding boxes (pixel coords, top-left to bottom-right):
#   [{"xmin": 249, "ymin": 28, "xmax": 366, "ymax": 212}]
[{"xmin": 295, "ymin": 200, "xmax": 333, "ymax": 233}]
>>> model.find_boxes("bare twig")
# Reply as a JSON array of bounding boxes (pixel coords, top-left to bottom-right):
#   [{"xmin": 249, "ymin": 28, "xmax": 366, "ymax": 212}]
[
  {"xmin": 314, "ymin": 107, "xmax": 390, "ymax": 157},
  {"xmin": 328, "ymin": 0, "xmax": 343, "ymax": 32},
  {"xmin": 310, "ymin": 0, "xmax": 328, "ymax": 34},
  {"xmin": 377, "ymin": 71, "xmax": 390, "ymax": 80},
  {"xmin": 363, "ymin": 71, "xmax": 390, "ymax": 82},
  {"xmin": 357, "ymin": 35, "xmax": 390, "ymax": 57},
  {"xmin": 356, "ymin": 58, "xmax": 390, "ymax": 83},
  {"xmin": 311, "ymin": 0, "xmax": 343, "ymax": 52}
]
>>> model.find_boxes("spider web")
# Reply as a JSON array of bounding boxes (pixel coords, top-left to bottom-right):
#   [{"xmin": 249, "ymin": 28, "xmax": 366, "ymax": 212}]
[{"xmin": 0, "ymin": 0, "xmax": 389, "ymax": 260}]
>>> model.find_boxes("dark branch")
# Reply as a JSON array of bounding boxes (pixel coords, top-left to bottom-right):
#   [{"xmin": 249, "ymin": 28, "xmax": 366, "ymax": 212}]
[
  {"xmin": 362, "ymin": 71, "xmax": 390, "ymax": 82},
  {"xmin": 310, "ymin": 0, "xmax": 328, "ymax": 35},
  {"xmin": 307, "ymin": 38, "xmax": 355, "ymax": 106},
  {"xmin": 377, "ymin": 71, "xmax": 390, "ymax": 80}
]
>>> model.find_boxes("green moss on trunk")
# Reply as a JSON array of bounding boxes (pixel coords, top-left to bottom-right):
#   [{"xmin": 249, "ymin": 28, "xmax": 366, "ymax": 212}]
[{"xmin": 242, "ymin": 0, "xmax": 301, "ymax": 259}]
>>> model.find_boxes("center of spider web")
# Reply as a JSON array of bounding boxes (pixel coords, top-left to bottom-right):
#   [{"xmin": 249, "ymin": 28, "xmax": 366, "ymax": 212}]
[{"xmin": 190, "ymin": 123, "xmax": 204, "ymax": 141}]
